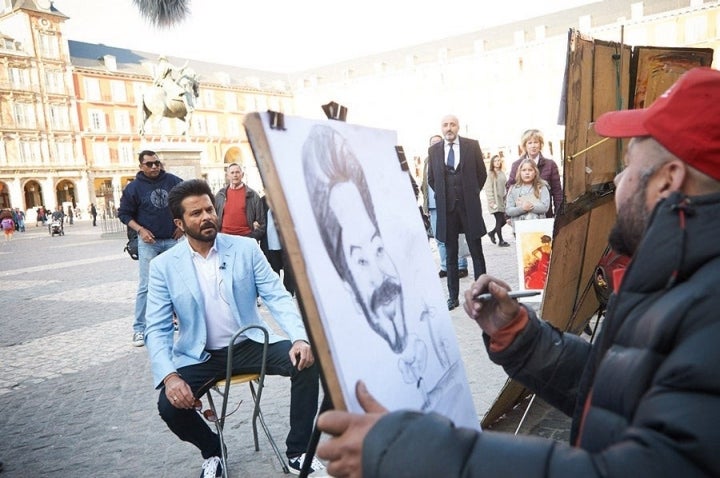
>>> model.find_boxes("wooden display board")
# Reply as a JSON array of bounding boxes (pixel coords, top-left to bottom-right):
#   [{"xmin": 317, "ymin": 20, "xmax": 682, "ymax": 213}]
[{"xmin": 482, "ymin": 29, "xmax": 713, "ymax": 429}]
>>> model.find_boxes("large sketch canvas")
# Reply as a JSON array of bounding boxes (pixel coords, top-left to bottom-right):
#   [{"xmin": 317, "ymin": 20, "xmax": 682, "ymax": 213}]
[{"xmin": 245, "ymin": 113, "xmax": 479, "ymax": 430}]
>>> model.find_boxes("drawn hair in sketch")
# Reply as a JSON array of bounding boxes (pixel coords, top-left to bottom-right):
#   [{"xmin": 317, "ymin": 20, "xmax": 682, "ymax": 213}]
[{"xmin": 302, "ymin": 124, "xmax": 408, "ymax": 354}]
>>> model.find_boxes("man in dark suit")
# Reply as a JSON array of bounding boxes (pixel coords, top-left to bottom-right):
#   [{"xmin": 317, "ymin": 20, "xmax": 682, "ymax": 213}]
[{"xmin": 428, "ymin": 114, "xmax": 488, "ymax": 310}]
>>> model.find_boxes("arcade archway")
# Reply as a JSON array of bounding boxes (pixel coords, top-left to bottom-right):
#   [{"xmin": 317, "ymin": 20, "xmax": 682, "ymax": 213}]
[
  {"xmin": 24, "ymin": 180, "xmax": 43, "ymax": 209},
  {"xmin": 0, "ymin": 181, "xmax": 10, "ymax": 209},
  {"xmin": 223, "ymin": 146, "xmax": 242, "ymax": 164},
  {"xmin": 55, "ymin": 180, "xmax": 76, "ymax": 208}
]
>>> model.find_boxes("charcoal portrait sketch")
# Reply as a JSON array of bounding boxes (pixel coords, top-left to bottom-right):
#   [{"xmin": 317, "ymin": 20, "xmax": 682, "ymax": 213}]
[{"xmin": 247, "ymin": 114, "xmax": 479, "ymax": 430}]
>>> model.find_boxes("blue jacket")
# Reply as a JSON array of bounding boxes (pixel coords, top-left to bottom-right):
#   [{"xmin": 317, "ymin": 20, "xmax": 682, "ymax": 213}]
[
  {"xmin": 118, "ymin": 170, "xmax": 183, "ymax": 239},
  {"xmin": 144, "ymin": 233, "xmax": 308, "ymax": 388}
]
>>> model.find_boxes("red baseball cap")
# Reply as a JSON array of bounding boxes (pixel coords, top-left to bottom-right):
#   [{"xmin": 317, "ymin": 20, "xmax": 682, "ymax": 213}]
[{"xmin": 594, "ymin": 67, "xmax": 720, "ymax": 181}]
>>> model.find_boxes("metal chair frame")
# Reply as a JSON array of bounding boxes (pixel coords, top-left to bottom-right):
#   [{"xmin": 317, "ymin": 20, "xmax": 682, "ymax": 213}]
[{"xmin": 205, "ymin": 325, "xmax": 289, "ymax": 477}]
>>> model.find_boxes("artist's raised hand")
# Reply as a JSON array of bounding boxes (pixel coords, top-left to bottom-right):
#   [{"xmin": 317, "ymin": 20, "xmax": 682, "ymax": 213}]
[
  {"xmin": 463, "ymin": 274, "xmax": 521, "ymax": 336},
  {"xmin": 317, "ymin": 381, "xmax": 387, "ymax": 478},
  {"xmin": 289, "ymin": 340, "xmax": 314, "ymax": 370}
]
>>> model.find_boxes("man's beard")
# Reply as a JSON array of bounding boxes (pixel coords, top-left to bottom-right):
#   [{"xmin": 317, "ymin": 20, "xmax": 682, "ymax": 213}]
[
  {"xmin": 355, "ymin": 278, "xmax": 407, "ymax": 353},
  {"xmin": 608, "ymin": 184, "xmax": 651, "ymax": 257},
  {"xmin": 185, "ymin": 221, "xmax": 218, "ymax": 242}
]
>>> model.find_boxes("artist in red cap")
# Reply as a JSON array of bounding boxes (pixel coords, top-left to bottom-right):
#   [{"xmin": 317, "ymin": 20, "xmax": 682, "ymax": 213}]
[{"xmin": 315, "ymin": 67, "xmax": 720, "ymax": 478}]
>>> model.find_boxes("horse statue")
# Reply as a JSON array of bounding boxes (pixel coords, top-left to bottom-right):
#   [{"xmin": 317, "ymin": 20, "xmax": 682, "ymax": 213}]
[{"xmin": 138, "ymin": 65, "xmax": 199, "ymax": 136}]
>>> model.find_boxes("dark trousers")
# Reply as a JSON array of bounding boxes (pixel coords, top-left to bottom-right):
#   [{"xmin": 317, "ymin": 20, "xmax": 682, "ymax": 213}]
[
  {"xmin": 157, "ymin": 339, "xmax": 319, "ymax": 459},
  {"xmin": 266, "ymin": 249, "xmax": 295, "ymax": 296},
  {"xmin": 445, "ymin": 207, "xmax": 486, "ymax": 301},
  {"xmin": 492, "ymin": 212, "xmax": 506, "ymax": 241}
]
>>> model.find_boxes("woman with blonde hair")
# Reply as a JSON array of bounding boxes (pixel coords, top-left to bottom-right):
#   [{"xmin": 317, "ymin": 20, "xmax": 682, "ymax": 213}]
[
  {"xmin": 484, "ymin": 155, "xmax": 510, "ymax": 247},
  {"xmin": 506, "ymin": 129, "xmax": 562, "ymax": 217}
]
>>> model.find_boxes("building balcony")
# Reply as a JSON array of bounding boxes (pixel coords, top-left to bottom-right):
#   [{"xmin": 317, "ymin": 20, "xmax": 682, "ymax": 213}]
[{"xmin": 0, "ymin": 81, "xmax": 41, "ymax": 93}]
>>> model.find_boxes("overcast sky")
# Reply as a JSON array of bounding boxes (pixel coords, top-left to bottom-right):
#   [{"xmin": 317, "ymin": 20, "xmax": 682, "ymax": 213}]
[{"xmin": 56, "ymin": 0, "xmax": 597, "ymax": 72}]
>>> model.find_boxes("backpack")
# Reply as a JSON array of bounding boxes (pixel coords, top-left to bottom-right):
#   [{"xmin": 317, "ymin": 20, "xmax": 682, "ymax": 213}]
[
  {"xmin": 1, "ymin": 218, "xmax": 14, "ymax": 231},
  {"xmin": 124, "ymin": 226, "xmax": 139, "ymax": 260}
]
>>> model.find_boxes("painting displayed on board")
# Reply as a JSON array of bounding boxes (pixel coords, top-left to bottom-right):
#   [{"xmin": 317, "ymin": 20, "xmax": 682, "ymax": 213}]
[
  {"xmin": 244, "ymin": 113, "xmax": 479, "ymax": 430},
  {"xmin": 514, "ymin": 218, "xmax": 554, "ymax": 297}
]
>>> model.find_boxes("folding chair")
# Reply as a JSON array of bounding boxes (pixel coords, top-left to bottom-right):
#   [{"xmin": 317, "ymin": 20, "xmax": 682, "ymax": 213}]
[{"xmin": 205, "ymin": 325, "xmax": 290, "ymax": 477}]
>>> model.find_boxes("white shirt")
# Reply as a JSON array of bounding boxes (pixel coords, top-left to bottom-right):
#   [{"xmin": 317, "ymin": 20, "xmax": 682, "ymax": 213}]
[
  {"xmin": 445, "ymin": 139, "xmax": 460, "ymax": 168},
  {"xmin": 188, "ymin": 241, "xmax": 239, "ymax": 350}
]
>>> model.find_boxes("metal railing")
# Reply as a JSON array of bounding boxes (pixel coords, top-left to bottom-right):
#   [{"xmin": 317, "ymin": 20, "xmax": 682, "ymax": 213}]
[{"xmin": 100, "ymin": 215, "xmax": 125, "ymax": 234}]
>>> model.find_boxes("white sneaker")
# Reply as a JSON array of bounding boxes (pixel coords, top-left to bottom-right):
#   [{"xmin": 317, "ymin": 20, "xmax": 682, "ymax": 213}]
[
  {"xmin": 200, "ymin": 456, "xmax": 222, "ymax": 478},
  {"xmin": 132, "ymin": 332, "xmax": 144, "ymax": 347},
  {"xmin": 288, "ymin": 453, "xmax": 327, "ymax": 476}
]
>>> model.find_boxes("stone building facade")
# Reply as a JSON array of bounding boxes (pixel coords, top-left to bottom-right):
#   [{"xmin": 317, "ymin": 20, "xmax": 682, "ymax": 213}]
[
  {"xmin": 0, "ymin": 0, "xmax": 292, "ymax": 220},
  {"xmin": 1, "ymin": 0, "xmax": 718, "ymax": 217}
]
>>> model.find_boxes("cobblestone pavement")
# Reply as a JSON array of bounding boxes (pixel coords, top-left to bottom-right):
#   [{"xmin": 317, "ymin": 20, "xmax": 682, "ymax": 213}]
[{"xmin": 0, "ymin": 218, "xmax": 569, "ymax": 477}]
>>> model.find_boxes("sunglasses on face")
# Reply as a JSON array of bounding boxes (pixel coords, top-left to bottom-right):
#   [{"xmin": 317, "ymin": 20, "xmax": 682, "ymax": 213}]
[
  {"xmin": 193, "ymin": 398, "xmax": 243, "ymax": 422},
  {"xmin": 142, "ymin": 160, "xmax": 162, "ymax": 168}
]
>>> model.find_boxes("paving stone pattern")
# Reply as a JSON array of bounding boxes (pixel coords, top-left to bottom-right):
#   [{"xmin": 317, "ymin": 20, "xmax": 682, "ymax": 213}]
[{"xmin": 0, "ymin": 217, "xmax": 570, "ymax": 477}]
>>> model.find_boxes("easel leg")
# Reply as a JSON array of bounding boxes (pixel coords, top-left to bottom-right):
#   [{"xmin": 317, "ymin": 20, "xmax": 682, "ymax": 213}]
[
  {"xmin": 299, "ymin": 393, "xmax": 333, "ymax": 478},
  {"xmin": 514, "ymin": 393, "xmax": 537, "ymax": 435}
]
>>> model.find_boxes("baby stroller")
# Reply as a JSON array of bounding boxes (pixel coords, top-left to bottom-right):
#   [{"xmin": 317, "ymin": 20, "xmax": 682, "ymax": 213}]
[{"xmin": 49, "ymin": 220, "xmax": 64, "ymax": 236}]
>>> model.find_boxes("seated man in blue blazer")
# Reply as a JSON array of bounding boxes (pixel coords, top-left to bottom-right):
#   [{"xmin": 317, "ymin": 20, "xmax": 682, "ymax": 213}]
[{"xmin": 144, "ymin": 179, "xmax": 324, "ymax": 477}]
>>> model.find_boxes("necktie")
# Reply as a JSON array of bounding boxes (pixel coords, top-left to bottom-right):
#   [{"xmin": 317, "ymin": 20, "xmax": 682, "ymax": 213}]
[{"xmin": 447, "ymin": 142, "xmax": 455, "ymax": 169}]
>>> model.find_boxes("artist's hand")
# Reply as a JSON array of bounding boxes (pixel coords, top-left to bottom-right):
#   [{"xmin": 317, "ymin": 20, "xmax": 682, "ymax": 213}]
[
  {"xmin": 289, "ymin": 340, "xmax": 314, "ymax": 370},
  {"xmin": 521, "ymin": 199, "xmax": 535, "ymax": 211},
  {"xmin": 317, "ymin": 381, "xmax": 388, "ymax": 478},
  {"xmin": 172, "ymin": 227, "xmax": 185, "ymax": 240},
  {"xmin": 164, "ymin": 374, "xmax": 194, "ymax": 409},
  {"xmin": 463, "ymin": 274, "xmax": 520, "ymax": 336},
  {"xmin": 252, "ymin": 220, "xmax": 260, "ymax": 231}
]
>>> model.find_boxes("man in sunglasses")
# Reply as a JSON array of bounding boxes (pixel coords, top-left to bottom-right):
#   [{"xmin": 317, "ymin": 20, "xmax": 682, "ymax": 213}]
[{"xmin": 119, "ymin": 149, "xmax": 184, "ymax": 347}]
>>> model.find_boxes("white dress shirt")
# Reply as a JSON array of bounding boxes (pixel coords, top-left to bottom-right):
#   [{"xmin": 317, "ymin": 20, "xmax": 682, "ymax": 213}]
[
  {"xmin": 445, "ymin": 139, "xmax": 461, "ymax": 168},
  {"xmin": 188, "ymin": 241, "xmax": 239, "ymax": 350}
]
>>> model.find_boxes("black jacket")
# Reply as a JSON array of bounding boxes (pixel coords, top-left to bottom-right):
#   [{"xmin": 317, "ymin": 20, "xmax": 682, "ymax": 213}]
[
  {"xmin": 363, "ymin": 191, "xmax": 720, "ymax": 477},
  {"xmin": 427, "ymin": 137, "xmax": 487, "ymax": 242}
]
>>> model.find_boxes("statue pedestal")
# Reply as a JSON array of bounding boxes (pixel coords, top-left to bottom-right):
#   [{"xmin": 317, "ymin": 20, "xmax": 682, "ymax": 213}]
[{"xmin": 143, "ymin": 142, "xmax": 203, "ymax": 180}]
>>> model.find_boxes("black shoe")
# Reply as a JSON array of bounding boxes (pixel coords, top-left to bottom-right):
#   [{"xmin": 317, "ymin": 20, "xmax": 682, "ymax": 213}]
[
  {"xmin": 447, "ymin": 298, "xmax": 459, "ymax": 310},
  {"xmin": 439, "ymin": 270, "xmax": 447, "ymax": 278},
  {"xmin": 498, "ymin": 241, "xmax": 511, "ymax": 247},
  {"xmin": 488, "ymin": 231, "xmax": 497, "ymax": 244},
  {"xmin": 458, "ymin": 268, "xmax": 469, "ymax": 278},
  {"xmin": 288, "ymin": 453, "xmax": 326, "ymax": 475}
]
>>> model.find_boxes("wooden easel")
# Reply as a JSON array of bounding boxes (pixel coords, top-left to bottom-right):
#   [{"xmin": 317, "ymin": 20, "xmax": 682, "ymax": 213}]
[{"xmin": 244, "ymin": 104, "xmax": 350, "ymax": 477}]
